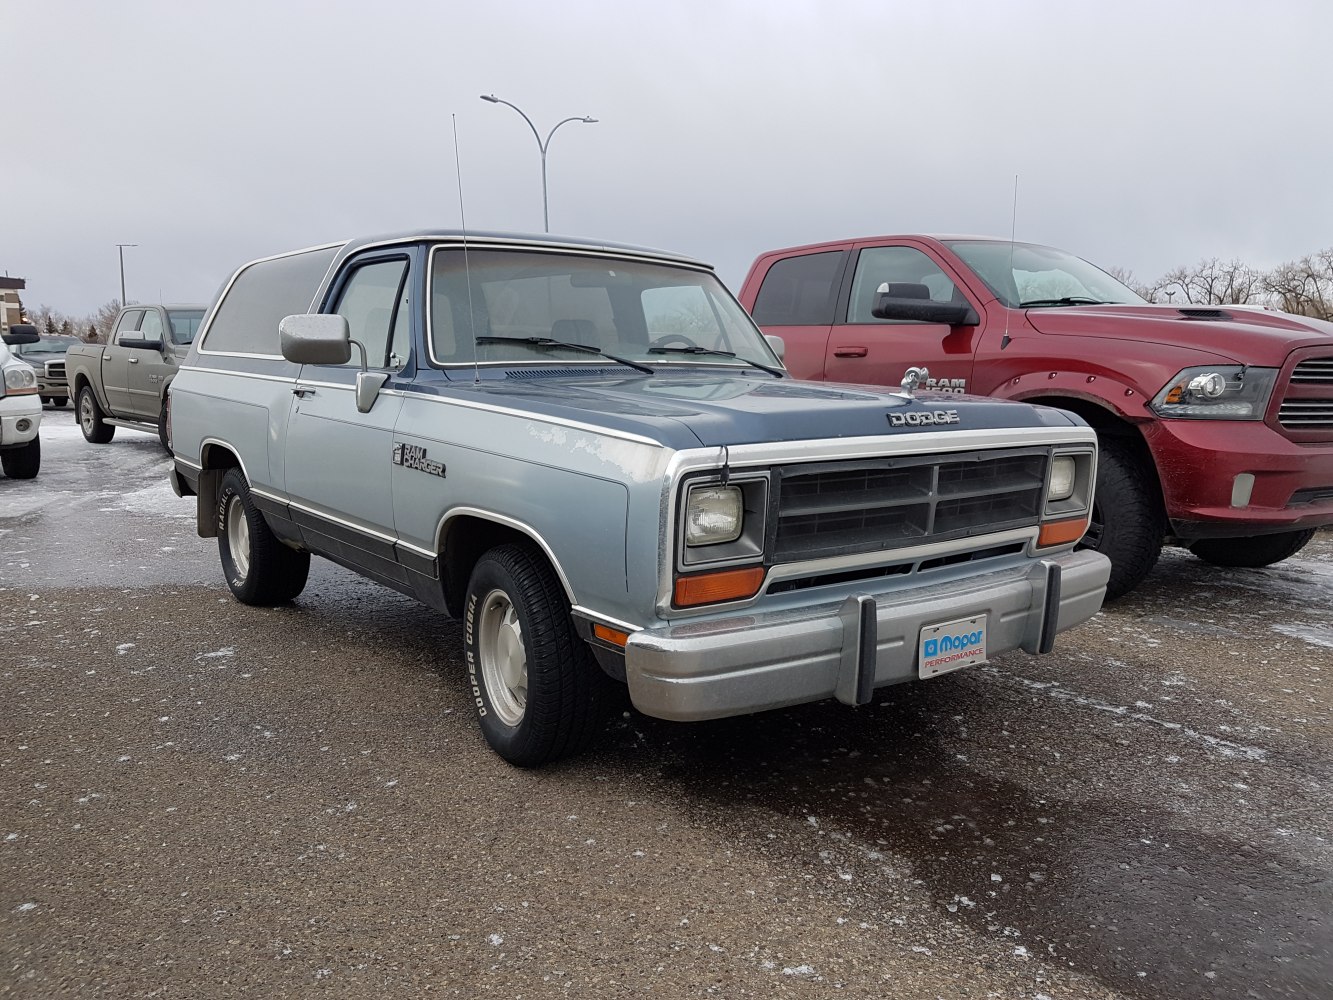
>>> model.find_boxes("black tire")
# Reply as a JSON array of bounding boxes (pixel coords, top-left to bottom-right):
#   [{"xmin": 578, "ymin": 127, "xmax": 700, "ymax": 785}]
[
  {"xmin": 216, "ymin": 467, "xmax": 310, "ymax": 605},
  {"xmin": 39, "ymin": 396, "xmax": 51, "ymax": 406},
  {"xmin": 1, "ymin": 436, "xmax": 40, "ymax": 479},
  {"xmin": 157, "ymin": 401, "xmax": 171, "ymax": 453},
  {"xmin": 1078, "ymin": 437, "xmax": 1164, "ymax": 600},
  {"xmin": 53, "ymin": 397, "xmax": 67, "ymax": 408},
  {"xmin": 1187, "ymin": 529, "xmax": 1317, "ymax": 569},
  {"xmin": 464, "ymin": 543, "xmax": 614, "ymax": 766},
  {"xmin": 77, "ymin": 386, "xmax": 115, "ymax": 444}
]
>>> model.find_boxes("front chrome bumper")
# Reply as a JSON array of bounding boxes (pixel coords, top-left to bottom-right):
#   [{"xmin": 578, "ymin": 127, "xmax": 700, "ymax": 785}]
[{"xmin": 624, "ymin": 549, "xmax": 1110, "ymax": 722}]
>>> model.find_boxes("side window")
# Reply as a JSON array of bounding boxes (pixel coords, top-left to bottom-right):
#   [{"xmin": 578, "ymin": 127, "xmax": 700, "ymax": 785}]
[
  {"xmin": 113, "ymin": 310, "xmax": 144, "ymax": 344},
  {"xmin": 138, "ymin": 310, "xmax": 164, "ymax": 340},
  {"xmin": 332, "ymin": 259, "xmax": 410, "ymax": 369},
  {"xmin": 750, "ymin": 251, "xmax": 844, "ymax": 326},
  {"xmin": 848, "ymin": 247, "xmax": 961, "ymax": 323},
  {"xmin": 201, "ymin": 245, "xmax": 341, "ymax": 357}
]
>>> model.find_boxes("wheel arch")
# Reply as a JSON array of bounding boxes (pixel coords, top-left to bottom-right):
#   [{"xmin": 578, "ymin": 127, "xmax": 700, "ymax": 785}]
[
  {"xmin": 1022, "ymin": 393, "xmax": 1164, "ymax": 503},
  {"xmin": 437, "ymin": 510, "xmax": 576, "ymax": 619}
]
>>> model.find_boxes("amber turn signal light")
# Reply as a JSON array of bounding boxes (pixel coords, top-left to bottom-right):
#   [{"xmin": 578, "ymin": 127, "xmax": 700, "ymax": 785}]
[
  {"xmin": 592, "ymin": 624, "xmax": 630, "ymax": 647},
  {"xmin": 674, "ymin": 566, "xmax": 766, "ymax": 607},
  {"xmin": 1038, "ymin": 517, "xmax": 1090, "ymax": 547}
]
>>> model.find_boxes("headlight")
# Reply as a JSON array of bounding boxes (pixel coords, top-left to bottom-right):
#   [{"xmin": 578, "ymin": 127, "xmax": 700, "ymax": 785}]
[
  {"xmin": 3, "ymin": 364, "xmax": 38, "ymax": 394},
  {"xmin": 1151, "ymin": 365, "xmax": 1277, "ymax": 419},
  {"xmin": 685, "ymin": 485, "xmax": 743, "ymax": 546},
  {"xmin": 1047, "ymin": 455, "xmax": 1076, "ymax": 501}
]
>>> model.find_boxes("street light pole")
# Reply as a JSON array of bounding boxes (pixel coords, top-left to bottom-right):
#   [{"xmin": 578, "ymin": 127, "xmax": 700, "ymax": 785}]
[
  {"xmin": 480, "ymin": 95, "xmax": 597, "ymax": 233},
  {"xmin": 115, "ymin": 243, "xmax": 138, "ymax": 306}
]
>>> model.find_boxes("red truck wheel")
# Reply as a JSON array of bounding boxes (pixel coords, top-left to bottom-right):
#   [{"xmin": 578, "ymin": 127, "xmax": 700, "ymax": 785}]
[{"xmin": 1079, "ymin": 439, "xmax": 1165, "ymax": 600}]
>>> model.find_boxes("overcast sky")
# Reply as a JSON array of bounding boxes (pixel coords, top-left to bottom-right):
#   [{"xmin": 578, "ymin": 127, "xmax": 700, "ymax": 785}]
[{"xmin": 6, "ymin": 0, "xmax": 1332, "ymax": 317}]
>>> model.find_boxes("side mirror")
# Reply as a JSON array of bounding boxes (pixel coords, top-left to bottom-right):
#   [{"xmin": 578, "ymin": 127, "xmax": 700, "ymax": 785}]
[
  {"xmin": 871, "ymin": 285, "xmax": 979, "ymax": 326},
  {"xmin": 2, "ymin": 324, "xmax": 40, "ymax": 346},
  {"xmin": 280, "ymin": 314, "xmax": 351, "ymax": 365},
  {"xmin": 119, "ymin": 336, "xmax": 164, "ymax": 352},
  {"xmin": 763, "ymin": 334, "xmax": 785, "ymax": 361}
]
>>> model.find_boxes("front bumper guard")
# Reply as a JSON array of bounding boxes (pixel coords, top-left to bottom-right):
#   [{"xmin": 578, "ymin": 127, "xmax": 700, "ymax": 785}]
[{"xmin": 624, "ymin": 549, "xmax": 1109, "ymax": 722}]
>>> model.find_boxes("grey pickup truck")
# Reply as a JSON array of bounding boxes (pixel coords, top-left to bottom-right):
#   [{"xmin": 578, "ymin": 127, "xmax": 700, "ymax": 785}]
[
  {"xmin": 168, "ymin": 230, "xmax": 1110, "ymax": 765},
  {"xmin": 65, "ymin": 303, "xmax": 206, "ymax": 450}
]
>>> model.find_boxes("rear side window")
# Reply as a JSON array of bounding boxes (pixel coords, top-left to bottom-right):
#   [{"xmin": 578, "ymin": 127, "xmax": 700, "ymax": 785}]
[
  {"xmin": 167, "ymin": 309, "xmax": 205, "ymax": 344},
  {"xmin": 750, "ymin": 251, "xmax": 845, "ymax": 326},
  {"xmin": 202, "ymin": 246, "xmax": 340, "ymax": 356}
]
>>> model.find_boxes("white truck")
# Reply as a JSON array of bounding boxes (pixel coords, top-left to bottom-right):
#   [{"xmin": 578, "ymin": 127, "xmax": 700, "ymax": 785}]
[{"xmin": 0, "ymin": 324, "xmax": 42, "ymax": 478}]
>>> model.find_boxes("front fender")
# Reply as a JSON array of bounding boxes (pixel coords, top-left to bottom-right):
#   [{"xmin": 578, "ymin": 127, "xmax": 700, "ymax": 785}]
[{"xmin": 994, "ymin": 370, "xmax": 1155, "ymax": 424}]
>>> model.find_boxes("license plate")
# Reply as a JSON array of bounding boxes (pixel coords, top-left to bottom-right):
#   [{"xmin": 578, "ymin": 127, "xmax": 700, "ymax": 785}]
[{"xmin": 919, "ymin": 614, "xmax": 988, "ymax": 679}]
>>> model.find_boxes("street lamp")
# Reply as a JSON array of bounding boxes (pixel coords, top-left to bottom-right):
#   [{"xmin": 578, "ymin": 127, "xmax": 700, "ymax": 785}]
[
  {"xmin": 480, "ymin": 94, "xmax": 597, "ymax": 233},
  {"xmin": 115, "ymin": 243, "xmax": 138, "ymax": 306}
]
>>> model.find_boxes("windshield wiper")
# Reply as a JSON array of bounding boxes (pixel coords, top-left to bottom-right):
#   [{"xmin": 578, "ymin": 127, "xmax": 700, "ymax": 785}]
[
  {"xmin": 474, "ymin": 336, "xmax": 655, "ymax": 375},
  {"xmin": 1018, "ymin": 296, "xmax": 1110, "ymax": 308},
  {"xmin": 647, "ymin": 345, "xmax": 784, "ymax": 378}
]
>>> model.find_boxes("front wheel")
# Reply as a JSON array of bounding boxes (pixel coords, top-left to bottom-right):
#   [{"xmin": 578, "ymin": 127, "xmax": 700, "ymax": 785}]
[
  {"xmin": 1187, "ymin": 529, "xmax": 1316, "ymax": 569},
  {"xmin": 464, "ymin": 544, "xmax": 613, "ymax": 766},
  {"xmin": 1, "ymin": 437, "xmax": 40, "ymax": 479},
  {"xmin": 1077, "ymin": 438, "xmax": 1165, "ymax": 600},
  {"xmin": 77, "ymin": 386, "xmax": 115, "ymax": 444},
  {"xmin": 157, "ymin": 402, "xmax": 171, "ymax": 453},
  {"xmin": 217, "ymin": 467, "xmax": 310, "ymax": 605}
]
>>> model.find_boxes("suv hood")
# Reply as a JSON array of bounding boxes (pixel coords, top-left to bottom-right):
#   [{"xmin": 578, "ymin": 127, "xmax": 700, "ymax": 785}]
[
  {"xmin": 444, "ymin": 371, "xmax": 1080, "ymax": 449},
  {"xmin": 1025, "ymin": 305, "xmax": 1333, "ymax": 366}
]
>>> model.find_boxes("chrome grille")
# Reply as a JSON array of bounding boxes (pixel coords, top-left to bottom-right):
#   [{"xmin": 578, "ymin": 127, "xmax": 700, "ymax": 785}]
[
  {"xmin": 1290, "ymin": 358, "xmax": 1333, "ymax": 384},
  {"xmin": 772, "ymin": 449, "xmax": 1047, "ymax": 562},
  {"xmin": 1278, "ymin": 399, "xmax": 1333, "ymax": 427},
  {"xmin": 46, "ymin": 360, "xmax": 66, "ymax": 378}
]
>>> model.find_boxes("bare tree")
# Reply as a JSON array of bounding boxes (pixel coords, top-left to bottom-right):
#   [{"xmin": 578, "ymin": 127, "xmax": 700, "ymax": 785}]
[
  {"xmin": 1264, "ymin": 249, "xmax": 1333, "ymax": 320},
  {"xmin": 1106, "ymin": 265, "xmax": 1165, "ymax": 302},
  {"xmin": 1159, "ymin": 258, "xmax": 1265, "ymax": 305}
]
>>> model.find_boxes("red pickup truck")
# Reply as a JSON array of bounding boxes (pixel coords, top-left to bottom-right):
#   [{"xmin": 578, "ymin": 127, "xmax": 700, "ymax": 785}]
[{"xmin": 738, "ymin": 236, "xmax": 1333, "ymax": 597}]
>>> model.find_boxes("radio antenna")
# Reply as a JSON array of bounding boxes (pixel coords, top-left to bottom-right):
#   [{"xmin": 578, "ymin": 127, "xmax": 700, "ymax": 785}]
[
  {"xmin": 1001, "ymin": 173, "xmax": 1018, "ymax": 350},
  {"xmin": 451, "ymin": 113, "xmax": 480, "ymax": 383}
]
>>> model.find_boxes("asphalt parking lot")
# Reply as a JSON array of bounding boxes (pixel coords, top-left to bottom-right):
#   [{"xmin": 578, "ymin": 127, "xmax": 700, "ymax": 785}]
[{"xmin": 2, "ymin": 408, "xmax": 1330, "ymax": 999}]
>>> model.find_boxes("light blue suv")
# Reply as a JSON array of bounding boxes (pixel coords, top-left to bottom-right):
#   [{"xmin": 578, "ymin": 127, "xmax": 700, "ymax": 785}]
[{"xmin": 168, "ymin": 231, "xmax": 1110, "ymax": 765}]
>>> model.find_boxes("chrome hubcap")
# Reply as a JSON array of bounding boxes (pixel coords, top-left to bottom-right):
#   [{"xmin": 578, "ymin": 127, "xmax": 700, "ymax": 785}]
[
  {"xmin": 478, "ymin": 588, "xmax": 527, "ymax": 727},
  {"xmin": 80, "ymin": 395, "xmax": 94, "ymax": 434},
  {"xmin": 225, "ymin": 495, "xmax": 251, "ymax": 578}
]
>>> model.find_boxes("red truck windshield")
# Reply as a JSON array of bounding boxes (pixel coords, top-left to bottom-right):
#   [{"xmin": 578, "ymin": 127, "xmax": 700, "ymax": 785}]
[{"xmin": 944, "ymin": 240, "xmax": 1144, "ymax": 309}]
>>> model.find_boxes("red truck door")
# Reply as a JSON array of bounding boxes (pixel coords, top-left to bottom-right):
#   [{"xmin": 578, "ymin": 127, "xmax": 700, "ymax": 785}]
[
  {"xmin": 823, "ymin": 242, "xmax": 981, "ymax": 394},
  {"xmin": 744, "ymin": 249, "xmax": 848, "ymax": 380}
]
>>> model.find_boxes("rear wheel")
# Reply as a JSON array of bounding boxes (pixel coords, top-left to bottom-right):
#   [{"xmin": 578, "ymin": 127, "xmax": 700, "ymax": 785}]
[
  {"xmin": 217, "ymin": 467, "xmax": 310, "ymax": 605},
  {"xmin": 1078, "ymin": 437, "xmax": 1164, "ymax": 600},
  {"xmin": 464, "ymin": 544, "xmax": 613, "ymax": 766},
  {"xmin": 1187, "ymin": 529, "xmax": 1316, "ymax": 568},
  {"xmin": 77, "ymin": 386, "xmax": 115, "ymax": 443},
  {"xmin": 1, "ymin": 437, "xmax": 40, "ymax": 479}
]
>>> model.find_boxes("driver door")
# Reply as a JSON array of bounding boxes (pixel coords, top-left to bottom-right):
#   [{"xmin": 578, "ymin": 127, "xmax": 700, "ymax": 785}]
[
  {"xmin": 125, "ymin": 307, "xmax": 171, "ymax": 419},
  {"xmin": 823, "ymin": 243, "xmax": 979, "ymax": 395},
  {"xmin": 283, "ymin": 253, "xmax": 411, "ymax": 581},
  {"xmin": 101, "ymin": 309, "xmax": 142, "ymax": 415}
]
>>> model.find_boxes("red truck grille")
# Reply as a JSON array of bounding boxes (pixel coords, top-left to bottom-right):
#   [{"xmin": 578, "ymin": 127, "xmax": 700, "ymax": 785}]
[
  {"xmin": 772, "ymin": 448, "xmax": 1048, "ymax": 562},
  {"xmin": 1276, "ymin": 355, "xmax": 1333, "ymax": 439}
]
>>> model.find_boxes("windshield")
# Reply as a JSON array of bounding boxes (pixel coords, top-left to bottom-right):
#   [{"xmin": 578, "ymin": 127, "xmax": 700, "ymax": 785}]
[
  {"xmin": 167, "ymin": 309, "xmax": 206, "ymax": 345},
  {"xmin": 428, "ymin": 248, "xmax": 779, "ymax": 371},
  {"xmin": 944, "ymin": 241, "xmax": 1145, "ymax": 308},
  {"xmin": 14, "ymin": 335, "xmax": 79, "ymax": 355}
]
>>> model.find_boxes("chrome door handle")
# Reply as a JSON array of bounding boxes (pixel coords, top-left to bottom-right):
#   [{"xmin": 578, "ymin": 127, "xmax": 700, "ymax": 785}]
[
  {"xmin": 293, "ymin": 386, "xmax": 316, "ymax": 398},
  {"xmin": 128, "ymin": 357, "xmax": 140, "ymax": 364}
]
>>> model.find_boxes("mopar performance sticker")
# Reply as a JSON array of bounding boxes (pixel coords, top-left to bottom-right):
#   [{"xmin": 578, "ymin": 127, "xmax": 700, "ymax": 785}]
[{"xmin": 392, "ymin": 442, "xmax": 447, "ymax": 478}]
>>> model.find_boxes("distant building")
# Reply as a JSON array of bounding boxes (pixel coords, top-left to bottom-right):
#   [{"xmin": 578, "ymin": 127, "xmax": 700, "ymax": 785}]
[{"xmin": 0, "ymin": 276, "xmax": 26, "ymax": 334}]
